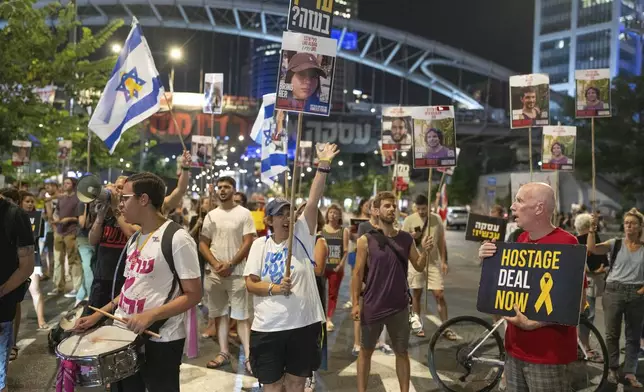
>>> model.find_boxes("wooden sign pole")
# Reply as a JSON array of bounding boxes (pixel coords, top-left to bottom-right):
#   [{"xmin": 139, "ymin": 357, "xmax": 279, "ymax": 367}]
[{"xmin": 284, "ymin": 112, "xmax": 304, "ymax": 279}]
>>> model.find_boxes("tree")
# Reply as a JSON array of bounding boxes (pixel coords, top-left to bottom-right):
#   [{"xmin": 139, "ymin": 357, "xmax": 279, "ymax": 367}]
[
  {"xmin": 446, "ymin": 146, "xmax": 482, "ymax": 205},
  {"xmin": 0, "ymin": 0, "xmax": 143, "ymax": 179}
]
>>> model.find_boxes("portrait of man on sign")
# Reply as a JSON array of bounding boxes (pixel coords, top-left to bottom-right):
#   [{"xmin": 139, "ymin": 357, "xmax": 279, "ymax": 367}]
[
  {"xmin": 510, "ymin": 73, "xmax": 550, "ymax": 128},
  {"xmin": 381, "ymin": 115, "xmax": 412, "ymax": 152},
  {"xmin": 519, "ymin": 86, "xmax": 541, "ymax": 120}
]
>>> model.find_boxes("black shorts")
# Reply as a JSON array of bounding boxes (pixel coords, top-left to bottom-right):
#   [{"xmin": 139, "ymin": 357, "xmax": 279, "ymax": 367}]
[
  {"xmin": 112, "ymin": 338, "xmax": 185, "ymax": 392},
  {"xmin": 249, "ymin": 322, "xmax": 322, "ymax": 385}
]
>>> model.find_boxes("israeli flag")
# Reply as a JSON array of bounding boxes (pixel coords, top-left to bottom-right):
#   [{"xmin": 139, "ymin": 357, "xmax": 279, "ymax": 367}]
[
  {"xmin": 250, "ymin": 93, "xmax": 288, "ymax": 185},
  {"xmin": 89, "ymin": 19, "xmax": 163, "ymax": 154}
]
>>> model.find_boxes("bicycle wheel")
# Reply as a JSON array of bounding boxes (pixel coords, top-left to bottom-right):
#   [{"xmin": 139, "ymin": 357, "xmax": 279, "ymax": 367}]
[
  {"xmin": 571, "ymin": 317, "xmax": 609, "ymax": 392},
  {"xmin": 428, "ymin": 316, "xmax": 505, "ymax": 392}
]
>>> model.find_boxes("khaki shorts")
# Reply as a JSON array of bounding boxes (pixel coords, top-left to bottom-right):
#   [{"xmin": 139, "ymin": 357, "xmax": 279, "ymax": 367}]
[
  {"xmin": 407, "ymin": 263, "xmax": 443, "ymax": 291},
  {"xmin": 204, "ymin": 271, "xmax": 252, "ymax": 320}
]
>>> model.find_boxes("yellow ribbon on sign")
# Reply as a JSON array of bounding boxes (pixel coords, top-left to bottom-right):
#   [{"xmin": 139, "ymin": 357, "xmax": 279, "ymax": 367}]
[{"xmin": 534, "ymin": 272, "xmax": 554, "ymax": 314}]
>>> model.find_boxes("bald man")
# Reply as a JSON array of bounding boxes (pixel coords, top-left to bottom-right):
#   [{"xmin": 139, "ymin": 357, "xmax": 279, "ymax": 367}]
[{"xmin": 479, "ymin": 182, "xmax": 586, "ymax": 392}]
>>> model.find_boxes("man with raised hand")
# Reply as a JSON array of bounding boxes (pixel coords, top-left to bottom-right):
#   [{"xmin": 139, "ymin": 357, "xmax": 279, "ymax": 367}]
[{"xmin": 478, "ymin": 182, "xmax": 585, "ymax": 392}]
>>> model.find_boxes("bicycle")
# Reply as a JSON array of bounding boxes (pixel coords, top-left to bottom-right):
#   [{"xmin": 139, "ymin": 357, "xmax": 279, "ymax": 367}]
[{"xmin": 428, "ymin": 314, "xmax": 608, "ymax": 392}]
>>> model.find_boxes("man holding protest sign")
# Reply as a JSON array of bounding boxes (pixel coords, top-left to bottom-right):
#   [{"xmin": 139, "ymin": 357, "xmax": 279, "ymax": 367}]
[{"xmin": 479, "ymin": 182, "xmax": 586, "ymax": 391}]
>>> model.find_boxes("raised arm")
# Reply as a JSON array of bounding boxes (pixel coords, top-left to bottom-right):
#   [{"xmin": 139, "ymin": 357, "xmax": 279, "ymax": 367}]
[
  {"xmin": 586, "ymin": 226, "xmax": 611, "ymax": 255},
  {"xmin": 409, "ymin": 235, "xmax": 431, "ymax": 272},
  {"xmin": 304, "ymin": 144, "xmax": 339, "ymax": 234},
  {"xmin": 164, "ymin": 151, "xmax": 192, "ymax": 212}
]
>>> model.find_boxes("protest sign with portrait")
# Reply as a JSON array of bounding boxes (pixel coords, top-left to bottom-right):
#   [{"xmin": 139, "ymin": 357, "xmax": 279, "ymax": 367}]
[
  {"xmin": 276, "ymin": 31, "xmax": 337, "ymax": 116},
  {"xmin": 381, "ymin": 106, "xmax": 413, "ymax": 152},
  {"xmin": 12, "ymin": 140, "xmax": 31, "ymax": 167},
  {"xmin": 541, "ymin": 125, "xmax": 576, "ymax": 171},
  {"xmin": 191, "ymin": 135, "xmax": 215, "ymax": 168},
  {"xmin": 575, "ymin": 69, "xmax": 611, "ymax": 118},
  {"xmin": 477, "ymin": 242, "xmax": 587, "ymax": 326},
  {"xmin": 287, "ymin": 0, "xmax": 334, "ymax": 37},
  {"xmin": 411, "ymin": 106, "xmax": 457, "ymax": 169},
  {"xmin": 510, "ymin": 74, "xmax": 550, "ymax": 129},
  {"xmin": 203, "ymin": 73, "xmax": 224, "ymax": 114},
  {"xmin": 58, "ymin": 140, "xmax": 72, "ymax": 161},
  {"xmin": 465, "ymin": 213, "xmax": 507, "ymax": 242},
  {"xmin": 297, "ymin": 140, "xmax": 313, "ymax": 167}
]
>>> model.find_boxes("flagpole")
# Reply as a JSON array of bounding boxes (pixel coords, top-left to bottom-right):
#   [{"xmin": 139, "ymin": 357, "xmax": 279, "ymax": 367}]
[
  {"xmin": 162, "ymin": 91, "xmax": 188, "ymax": 151},
  {"xmin": 425, "ymin": 167, "xmax": 434, "ymax": 313},
  {"xmin": 528, "ymin": 126, "xmax": 533, "ymax": 181},
  {"xmin": 209, "ymin": 113, "xmax": 215, "ymax": 211},
  {"xmin": 285, "ymin": 112, "xmax": 304, "ymax": 279},
  {"xmin": 591, "ymin": 117, "xmax": 596, "ymax": 213}
]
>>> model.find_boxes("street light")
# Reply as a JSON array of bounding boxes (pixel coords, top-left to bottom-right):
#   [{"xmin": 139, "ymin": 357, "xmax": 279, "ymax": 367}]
[
  {"xmin": 111, "ymin": 43, "xmax": 121, "ymax": 54},
  {"xmin": 169, "ymin": 47, "xmax": 182, "ymax": 60},
  {"xmin": 169, "ymin": 47, "xmax": 183, "ymax": 93}
]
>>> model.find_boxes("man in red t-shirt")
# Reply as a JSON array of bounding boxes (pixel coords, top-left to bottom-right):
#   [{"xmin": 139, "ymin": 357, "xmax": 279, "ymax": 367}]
[{"xmin": 479, "ymin": 182, "xmax": 586, "ymax": 391}]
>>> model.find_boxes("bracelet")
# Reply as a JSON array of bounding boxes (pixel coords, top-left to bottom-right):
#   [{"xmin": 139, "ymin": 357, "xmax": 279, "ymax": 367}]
[
  {"xmin": 181, "ymin": 166, "xmax": 191, "ymax": 171},
  {"xmin": 318, "ymin": 158, "xmax": 332, "ymax": 164},
  {"xmin": 317, "ymin": 166, "xmax": 331, "ymax": 174},
  {"xmin": 268, "ymin": 283, "xmax": 274, "ymax": 296}
]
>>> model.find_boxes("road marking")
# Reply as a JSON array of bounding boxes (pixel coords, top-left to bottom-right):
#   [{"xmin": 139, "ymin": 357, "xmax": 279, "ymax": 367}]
[{"xmin": 16, "ymin": 338, "xmax": 35, "ymax": 351}]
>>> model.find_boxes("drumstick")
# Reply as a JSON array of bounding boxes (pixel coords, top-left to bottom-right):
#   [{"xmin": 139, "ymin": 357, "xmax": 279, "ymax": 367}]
[{"xmin": 88, "ymin": 306, "xmax": 162, "ymax": 339}]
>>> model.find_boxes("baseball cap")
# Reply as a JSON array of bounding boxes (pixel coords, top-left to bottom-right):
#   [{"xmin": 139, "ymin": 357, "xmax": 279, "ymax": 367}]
[
  {"xmin": 266, "ymin": 198, "xmax": 291, "ymax": 216},
  {"xmin": 287, "ymin": 53, "xmax": 327, "ymax": 78}
]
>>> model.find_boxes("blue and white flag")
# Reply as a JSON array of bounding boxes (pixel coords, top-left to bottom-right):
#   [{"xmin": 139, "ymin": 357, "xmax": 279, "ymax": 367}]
[
  {"xmin": 89, "ymin": 19, "xmax": 164, "ymax": 154},
  {"xmin": 250, "ymin": 93, "xmax": 289, "ymax": 185}
]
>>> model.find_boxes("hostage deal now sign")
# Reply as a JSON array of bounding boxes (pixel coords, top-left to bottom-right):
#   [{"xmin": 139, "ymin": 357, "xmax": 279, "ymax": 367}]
[{"xmin": 476, "ymin": 243, "xmax": 587, "ymax": 326}]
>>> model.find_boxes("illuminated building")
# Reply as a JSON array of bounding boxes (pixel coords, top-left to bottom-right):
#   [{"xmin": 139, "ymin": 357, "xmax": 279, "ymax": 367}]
[{"xmin": 533, "ymin": 0, "xmax": 643, "ymax": 95}]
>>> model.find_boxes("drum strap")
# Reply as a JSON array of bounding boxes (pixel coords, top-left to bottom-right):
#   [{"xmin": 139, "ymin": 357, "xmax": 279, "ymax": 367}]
[{"xmin": 144, "ymin": 221, "xmax": 186, "ymax": 337}]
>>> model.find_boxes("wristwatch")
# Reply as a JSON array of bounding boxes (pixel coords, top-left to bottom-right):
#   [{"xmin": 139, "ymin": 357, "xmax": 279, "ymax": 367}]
[{"xmin": 268, "ymin": 283, "xmax": 274, "ymax": 296}]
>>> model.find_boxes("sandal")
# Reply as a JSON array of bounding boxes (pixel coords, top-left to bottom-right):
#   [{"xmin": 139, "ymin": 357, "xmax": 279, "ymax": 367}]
[
  {"xmin": 625, "ymin": 376, "xmax": 644, "ymax": 388},
  {"xmin": 9, "ymin": 346, "xmax": 18, "ymax": 362},
  {"xmin": 206, "ymin": 352, "xmax": 231, "ymax": 369},
  {"xmin": 443, "ymin": 329, "xmax": 458, "ymax": 341},
  {"xmin": 244, "ymin": 359, "xmax": 253, "ymax": 376},
  {"xmin": 416, "ymin": 330, "xmax": 426, "ymax": 338}
]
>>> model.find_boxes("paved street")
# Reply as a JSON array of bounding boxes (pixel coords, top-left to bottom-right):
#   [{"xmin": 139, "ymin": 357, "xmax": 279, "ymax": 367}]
[{"xmin": 7, "ymin": 229, "xmax": 639, "ymax": 391}]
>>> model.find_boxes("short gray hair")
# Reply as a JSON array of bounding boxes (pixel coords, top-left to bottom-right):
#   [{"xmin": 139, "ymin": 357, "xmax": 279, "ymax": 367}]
[{"xmin": 575, "ymin": 213, "xmax": 593, "ymax": 233}]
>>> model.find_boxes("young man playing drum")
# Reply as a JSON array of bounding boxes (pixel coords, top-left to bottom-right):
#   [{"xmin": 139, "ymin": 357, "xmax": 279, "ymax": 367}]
[{"xmin": 75, "ymin": 172, "xmax": 202, "ymax": 392}]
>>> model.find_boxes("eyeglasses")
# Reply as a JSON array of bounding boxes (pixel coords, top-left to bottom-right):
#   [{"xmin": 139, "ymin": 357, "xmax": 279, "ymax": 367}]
[
  {"xmin": 119, "ymin": 194, "xmax": 136, "ymax": 203},
  {"xmin": 624, "ymin": 221, "xmax": 640, "ymax": 226}
]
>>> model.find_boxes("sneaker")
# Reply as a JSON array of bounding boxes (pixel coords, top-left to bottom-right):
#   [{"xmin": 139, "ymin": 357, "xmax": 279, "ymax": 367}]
[
  {"xmin": 378, "ymin": 344, "xmax": 394, "ymax": 355},
  {"xmin": 47, "ymin": 289, "xmax": 61, "ymax": 296},
  {"xmin": 64, "ymin": 290, "xmax": 78, "ymax": 298},
  {"xmin": 351, "ymin": 346, "xmax": 360, "ymax": 357},
  {"xmin": 343, "ymin": 301, "xmax": 353, "ymax": 309}
]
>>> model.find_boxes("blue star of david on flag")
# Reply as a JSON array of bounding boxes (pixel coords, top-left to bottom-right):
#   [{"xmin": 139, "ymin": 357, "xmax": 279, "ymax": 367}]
[
  {"xmin": 116, "ymin": 68, "xmax": 146, "ymax": 102},
  {"xmin": 249, "ymin": 93, "xmax": 288, "ymax": 185},
  {"xmin": 88, "ymin": 18, "xmax": 164, "ymax": 154}
]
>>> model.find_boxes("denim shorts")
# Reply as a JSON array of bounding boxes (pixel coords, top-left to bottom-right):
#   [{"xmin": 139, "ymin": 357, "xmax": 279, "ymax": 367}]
[{"xmin": 0, "ymin": 321, "xmax": 14, "ymax": 389}]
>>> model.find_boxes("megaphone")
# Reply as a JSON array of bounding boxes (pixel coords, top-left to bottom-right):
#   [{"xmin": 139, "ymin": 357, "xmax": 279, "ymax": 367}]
[{"xmin": 77, "ymin": 174, "xmax": 111, "ymax": 204}]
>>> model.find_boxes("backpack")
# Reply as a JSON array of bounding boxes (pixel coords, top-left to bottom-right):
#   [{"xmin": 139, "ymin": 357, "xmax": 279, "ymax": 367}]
[{"xmin": 115, "ymin": 221, "xmax": 185, "ymax": 337}]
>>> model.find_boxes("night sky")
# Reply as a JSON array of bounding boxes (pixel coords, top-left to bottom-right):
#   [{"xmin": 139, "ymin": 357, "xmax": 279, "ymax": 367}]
[
  {"xmin": 358, "ymin": 0, "xmax": 535, "ymax": 74},
  {"xmin": 103, "ymin": 0, "xmax": 535, "ymax": 104}
]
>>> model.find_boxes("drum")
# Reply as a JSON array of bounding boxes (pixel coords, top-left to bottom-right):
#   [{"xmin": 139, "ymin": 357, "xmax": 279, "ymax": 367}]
[
  {"xmin": 48, "ymin": 301, "xmax": 86, "ymax": 354},
  {"xmin": 55, "ymin": 325, "xmax": 142, "ymax": 387}
]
